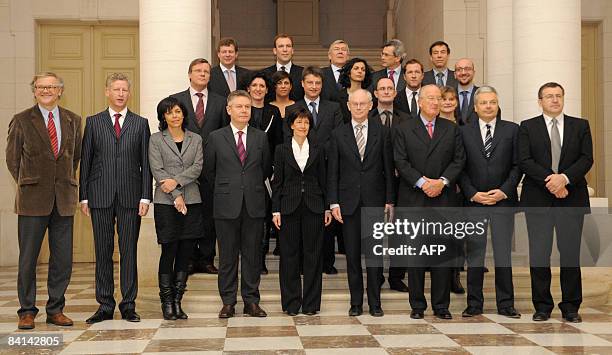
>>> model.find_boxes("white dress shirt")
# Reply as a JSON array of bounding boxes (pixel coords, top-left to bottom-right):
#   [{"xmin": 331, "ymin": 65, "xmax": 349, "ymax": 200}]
[
  {"xmin": 304, "ymin": 96, "xmax": 321, "ymax": 113},
  {"xmin": 276, "ymin": 61, "xmax": 292, "ymax": 73},
  {"xmin": 39, "ymin": 105, "xmax": 61, "ymax": 148},
  {"xmin": 230, "ymin": 122, "xmax": 247, "ymax": 149},
  {"xmin": 405, "ymin": 88, "xmax": 419, "ymax": 112},
  {"xmin": 108, "ymin": 107, "xmax": 128, "ymax": 128},
  {"xmin": 331, "ymin": 64, "xmax": 342, "ymax": 83},
  {"xmin": 543, "ymin": 113, "xmax": 564, "ymax": 146},
  {"xmin": 432, "ymin": 68, "xmax": 449, "ymax": 86},
  {"xmin": 220, "ymin": 64, "xmax": 236, "ymax": 85},
  {"xmin": 292, "ymin": 137, "xmax": 309, "ymax": 172},
  {"xmin": 478, "ymin": 117, "xmax": 497, "ymax": 144},
  {"xmin": 189, "ymin": 86, "xmax": 208, "ymax": 113}
]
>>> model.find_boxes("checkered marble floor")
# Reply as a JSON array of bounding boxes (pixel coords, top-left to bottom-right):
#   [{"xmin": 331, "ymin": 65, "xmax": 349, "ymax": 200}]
[{"xmin": 1, "ymin": 264, "xmax": 612, "ymax": 354}]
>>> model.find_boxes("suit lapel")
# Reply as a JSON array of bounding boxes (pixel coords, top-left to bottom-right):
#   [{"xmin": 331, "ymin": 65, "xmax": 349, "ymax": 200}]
[
  {"xmin": 216, "ymin": 66, "xmax": 231, "ymax": 94},
  {"xmin": 343, "ymin": 123, "xmax": 361, "ymax": 161},
  {"xmin": 283, "ymin": 142, "xmax": 301, "ymax": 172},
  {"xmin": 488, "ymin": 120, "xmax": 504, "ymax": 156},
  {"xmin": 469, "ymin": 119, "xmax": 486, "ymax": 158},
  {"xmin": 181, "ymin": 132, "xmax": 192, "ymax": 157},
  {"xmin": 162, "ymin": 130, "xmax": 181, "ymax": 158},
  {"xmin": 222, "ymin": 125, "xmax": 242, "ymax": 163},
  {"xmin": 363, "ymin": 120, "xmax": 378, "ymax": 161},
  {"xmin": 535, "ymin": 115, "xmax": 551, "ymax": 155},
  {"xmin": 412, "ymin": 119, "xmax": 430, "ymax": 146},
  {"xmin": 303, "ymin": 142, "xmax": 319, "ymax": 171},
  {"xmin": 244, "ymin": 126, "xmax": 256, "ymax": 165},
  {"xmin": 100, "ymin": 109, "xmax": 116, "ymax": 137},
  {"xmin": 57, "ymin": 107, "xmax": 72, "ymax": 158},
  {"xmin": 30, "ymin": 106, "xmax": 53, "ymax": 155},
  {"xmin": 559, "ymin": 114, "xmax": 572, "ymax": 165},
  {"xmin": 426, "ymin": 118, "xmax": 448, "ymax": 157},
  {"xmin": 119, "ymin": 110, "xmax": 135, "ymax": 139}
]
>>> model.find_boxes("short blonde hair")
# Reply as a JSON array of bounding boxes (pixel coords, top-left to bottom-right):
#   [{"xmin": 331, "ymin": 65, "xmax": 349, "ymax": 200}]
[
  {"xmin": 328, "ymin": 39, "xmax": 350, "ymax": 54},
  {"xmin": 30, "ymin": 72, "xmax": 64, "ymax": 93},
  {"xmin": 105, "ymin": 72, "xmax": 132, "ymax": 89}
]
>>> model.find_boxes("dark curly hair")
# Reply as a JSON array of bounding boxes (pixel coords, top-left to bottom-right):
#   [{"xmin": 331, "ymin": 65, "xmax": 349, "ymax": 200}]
[
  {"xmin": 156, "ymin": 96, "xmax": 188, "ymax": 131},
  {"xmin": 338, "ymin": 57, "xmax": 372, "ymax": 89}
]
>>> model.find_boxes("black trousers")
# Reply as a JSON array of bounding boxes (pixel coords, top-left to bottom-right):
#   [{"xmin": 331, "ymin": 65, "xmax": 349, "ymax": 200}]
[
  {"xmin": 194, "ymin": 179, "xmax": 217, "ymax": 265},
  {"xmin": 90, "ymin": 201, "xmax": 141, "ymax": 313},
  {"xmin": 279, "ymin": 201, "xmax": 324, "ymax": 313},
  {"xmin": 466, "ymin": 212, "xmax": 515, "ymax": 311},
  {"xmin": 343, "ymin": 208, "xmax": 384, "ymax": 308},
  {"xmin": 17, "ymin": 203, "xmax": 73, "ymax": 316},
  {"xmin": 526, "ymin": 211, "xmax": 583, "ymax": 314},
  {"xmin": 323, "ymin": 220, "xmax": 338, "ymax": 270},
  {"xmin": 215, "ymin": 203, "xmax": 264, "ymax": 305},
  {"xmin": 408, "ymin": 267, "xmax": 451, "ymax": 312}
]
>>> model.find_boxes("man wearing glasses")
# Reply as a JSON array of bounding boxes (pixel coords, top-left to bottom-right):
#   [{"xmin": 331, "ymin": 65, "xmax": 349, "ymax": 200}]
[
  {"xmin": 6, "ymin": 72, "xmax": 82, "ymax": 330},
  {"xmin": 454, "ymin": 58, "xmax": 478, "ymax": 125}
]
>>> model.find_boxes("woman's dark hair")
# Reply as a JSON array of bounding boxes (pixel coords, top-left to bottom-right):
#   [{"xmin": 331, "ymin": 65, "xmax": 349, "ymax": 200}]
[
  {"xmin": 248, "ymin": 71, "xmax": 271, "ymax": 91},
  {"xmin": 156, "ymin": 96, "xmax": 188, "ymax": 131},
  {"xmin": 286, "ymin": 106, "xmax": 314, "ymax": 134},
  {"xmin": 271, "ymin": 70, "xmax": 292, "ymax": 89},
  {"xmin": 338, "ymin": 57, "xmax": 372, "ymax": 89}
]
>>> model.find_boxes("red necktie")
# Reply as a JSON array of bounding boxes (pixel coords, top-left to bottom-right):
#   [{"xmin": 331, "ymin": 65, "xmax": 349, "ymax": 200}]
[
  {"xmin": 195, "ymin": 92, "xmax": 205, "ymax": 127},
  {"xmin": 426, "ymin": 122, "xmax": 433, "ymax": 138},
  {"xmin": 237, "ymin": 131, "xmax": 246, "ymax": 165},
  {"xmin": 114, "ymin": 113, "xmax": 121, "ymax": 138},
  {"xmin": 388, "ymin": 69, "xmax": 395, "ymax": 84},
  {"xmin": 47, "ymin": 112, "xmax": 58, "ymax": 158}
]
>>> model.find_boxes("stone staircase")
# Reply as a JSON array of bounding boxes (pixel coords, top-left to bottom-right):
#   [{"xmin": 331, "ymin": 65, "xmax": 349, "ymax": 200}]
[
  {"xmin": 237, "ymin": 46, "xmax": 383, "ymax": 71},
  {"xmin": 139, "ymin": 252, "xmax": 611, "ymax": 314}
]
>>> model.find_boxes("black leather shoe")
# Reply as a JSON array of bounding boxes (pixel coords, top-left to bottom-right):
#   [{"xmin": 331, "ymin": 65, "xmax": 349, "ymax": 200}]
[
  {"xmin": 86, "ymin": 309, "xmax": 113, "ymax": 324},
  {"xmin": 450, "ymin": 269, "xmax": 465, "ymax": 294},
  {"xmin": 203, "ymin": 264, "xmax": 218, "ymax": 274},
  {"xmin": 369, "ymin": 306, "xmax": 384, "ymax": 317},
  {"xmin": 218, "ymin": 304, "xmax": 235, "ymax": 318},
  {"xmin": 462, "ymin": 307, "xmax": 483, "ymax": 317},
  {"xmin": 498, "ymin": 307, "xmax": 521, "ymax": 319},
  {"xmin": 121, "ymin": 309, "xmax": 140, "ymax": 322},
  {"xmin": 244, "ymin": 303, "xmax": 267, "ymax": 317},
  {"xmin": 324, "ymin": 266, "xmax": 338, "ymax": 275},
  {"xmin": 286, "ymin": 310, "xmax": 298, "ymax": 316},
  {"xmin": 303, "ymin": 310, "xmax": 317, "ymax": 316},
  {"xmin": 348, "ymin": 305, "xmax": 363, "ymax": 316},
  {"xmin": 562, "ymin": 312, "xmax": 582, "ymax": 323},
  {"xmin": 389, "ymin": 280, "xmax": 409, "ymax": 293},
  {"xmin": 532, "ymin": 312, "xmax": 551, "ymax": 321},
  {"xmin": 410, "ymin": 310, "xmax": 424, "ymax": 319},
  {"xmin": 261, "ymin": 263, "xmax": 269, "ymax": 275},
  {"xmin": 434, "ymin": 309, "xmax": 453, "ymax": 320}
]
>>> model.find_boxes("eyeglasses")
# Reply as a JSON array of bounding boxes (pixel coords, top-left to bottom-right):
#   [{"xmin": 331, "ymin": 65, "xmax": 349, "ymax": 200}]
[
  {"xmin": 541, "ymin": 94, "xmax": 563, "ymax": 101},
  {"xmin": 34, "ymin": 85, "xmax": 61, "ymax": 91},
  {"xmin": 455, "ymin": 67, "xmax": 474, "ymax": 73},
  {"xmin": 348, "ymin": 101, "xmax": 370, "ymax": 108}
]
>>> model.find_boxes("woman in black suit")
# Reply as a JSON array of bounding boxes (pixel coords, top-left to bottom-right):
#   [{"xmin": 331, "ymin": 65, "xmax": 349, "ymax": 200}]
[
  {"xmin": 271, "ymin": 107, "xmax": 332, "ymax": 316},
  {"xmin": 338, "ymin": 58, "xmax": 373, "ymax": 122},
  {"xmin": 247, "ymin": 72, "xmax": 283, "ymax": 274}
]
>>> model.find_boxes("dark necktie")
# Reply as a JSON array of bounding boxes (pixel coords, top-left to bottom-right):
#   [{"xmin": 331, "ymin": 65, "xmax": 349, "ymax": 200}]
[
  {"xmin": 195, "ymin": 92, "xmax": 205, "ymax": 127},
  {"xmin": 280, "ymin": 66, "xmax": 286, "ymax": 73},
  {"xmin": 382, "ymin": 110, "xmax": 391, "ymax": 127},
  {"xmin": 460, "ymin": 91, "xmax": 469, "ymax": 123},
  {"xmin": 336, "ymin": 69, "xmax": 343, "ymax": 90},
  {"xmin": 48, "ymin": 112, "xmax": 58, "ymax": 158},
  {"xmin": 113, "ymin": 113, "xmax": 121, "ymax": 138},
  {"xmin": 484, "ymin": 123, "xmax": 492, "ymax": 158},
  {"xmin": 237, "ymin": 131, "xmax": 246, "ymax": 165},
  {"xmin": 550, "ymin": 118, "xmax": 561, "ymax": 173},
  {"xmin": 309, "ymin": 101, "xmax": 318, "ymax": 126},
  {"xmin": 410, "ymin": 91, "xmax": 418, "ymax": 116},
  {"xmin": 436, "ymin": 72, "xmax": 444, "ymax": 87},
  {"xmin": 388, "ymin": 69, "xmax": 395, "ymax": 85}
]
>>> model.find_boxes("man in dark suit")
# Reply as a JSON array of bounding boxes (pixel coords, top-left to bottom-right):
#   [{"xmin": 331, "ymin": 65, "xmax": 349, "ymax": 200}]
[
  {"xmin": 205, "ymin": 90, "xmax": 273, "ymax": 319},
  {"xmin": 208, "ymin": 37, "xmax": 251, "ymax": 98},
  {"xmin": 394, "ymin": 84, "xmax": 466, "ymax": 319},
  {"xmin": 170, "ymin": 58, "xmax": 228, "ymax": 275},
  {"xmin": 328, "ymin": 89, "xmax": 395, "ymax": 317},
  {"xmin": 321, "ymin": 39, "xmax": 350, "ymax": 103},
  {"xmin": 459, "ymin": 86, "xmax": 521, "ymax": 319},
  {"xmin": 6, "ymin": 72, "xmax": 81, "ymax": 330},
  {"xmin": 422, "ymin": 41, "xmax": 458, "ymax": 88},
  {"xmin": 454, "ymin": 58, "xmax": 478, "ymax": 125},
  {"xmin": 286, "ymin": 66, "xmax": 343, "ymax": 274},
  {"xmin": 519, "ymin": 82, "xmax": 593, "ymax": 323},
  {"xmin": 80, "ymin": 73, "xmax": 152, "ymax": 324},
  {"xmin": 262, "ymin": 34, "xmax": 304, "ymax": 102},
  {"xmin": 395, "ymin": 59, "xmax": 425, "ymax": 118},
  {"xmin": 369, "ymin": 39, "xmax": 406, "ymax": 93}
]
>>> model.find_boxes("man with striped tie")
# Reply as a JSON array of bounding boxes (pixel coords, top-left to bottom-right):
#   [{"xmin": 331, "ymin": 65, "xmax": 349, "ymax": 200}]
[
  {"xmin": 6, "ymin": 72, "xmax": 82, "ymax": 330},
  {"xmin": 204, "ymin": 90, "xmax": 272, "ymax": 319},
  {"xmin": 458, "ymin": 86, "xmax": 521, "ymax": 319},
  {"xmin": 80, "ymin": 73, "xmax": 152, "ymax": 324}
]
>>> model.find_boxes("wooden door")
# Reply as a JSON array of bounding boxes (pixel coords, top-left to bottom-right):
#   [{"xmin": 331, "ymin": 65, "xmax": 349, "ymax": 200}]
[{"xmin": 277, "ymin": 0, "xmax": 320, "ymax": 44}]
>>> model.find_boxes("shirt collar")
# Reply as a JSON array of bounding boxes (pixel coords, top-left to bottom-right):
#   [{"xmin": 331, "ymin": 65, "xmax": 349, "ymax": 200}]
[
  {"xmin": 304, "ymin": 96, "xmax": 320, "ymax": 107},
  {"xmin": 277, "ymin": 61, "xmax": 292, "ymax": 72},
  {"xmin": 220, "ymin": 64, "xmax": 236, "ymax": 73},
  {"xmin": 330, "ymin": 64, "xmax": 342, "ymax": 73},
  {"xmin": 420, "ymin": 115, "xmax": 436, "ymax": 127},
  {"xmin": 291, "ymin": 137, "xmax": 309, "ymax": 151},
  {"xmin": 543, "ymin": 113, "xmax": 564, "ymax": 125},
  {"xmin": 378, "ymin": 107, "xmax": 393, "ymax": 115},
  {"xmin": 351, "ymin": 119, "xmax": 368, "ymax": 129},
  {"xmin": 230, "ymin": 122, "xmax": 248, "ymax": 136},
  {"xmin": 189, "ymin": 86, "xmax": 208, "ymax": 98},
  {"xmin": 387, "ymin": 65, "xmax": 401, "ymax": 74},
  {"xmin": 458, "ymin": 84, "xmax": 475, "ymax": 94},
  {"xmin": 433, "ymin": 68, "xmax": 448, "ymax": 77},
  {"xmin": 479, "ymin": 117, "xmax": 497, "ymax": 131},
  {"xmin": 109, "ymin": 106, "xmax": 128, "ymax": 118},
  {"xmin": 38, "ymin": 104, "xmax": 59, "ymax": 119}
]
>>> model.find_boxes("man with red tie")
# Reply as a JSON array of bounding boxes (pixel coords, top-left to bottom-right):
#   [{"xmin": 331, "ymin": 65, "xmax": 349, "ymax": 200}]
[{"xmin": 7, "ymin": 72, "xmax": 82, "ymax": 329}]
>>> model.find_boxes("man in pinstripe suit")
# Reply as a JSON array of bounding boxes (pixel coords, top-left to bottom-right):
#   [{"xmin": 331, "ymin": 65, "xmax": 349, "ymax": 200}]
[{"xmin": 79, "ymin": 73, "xmax": 152, "ymax": 324}]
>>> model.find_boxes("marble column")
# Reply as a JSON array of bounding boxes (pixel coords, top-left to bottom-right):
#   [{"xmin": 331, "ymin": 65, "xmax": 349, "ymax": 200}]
[
  {"xmin": 513, "ymin": 0, "xmax": 581, "ymax": 122},
  {"xmin": 138, "ymin": 0, "xmax": 212, "ymax": 287},
  {"xmin": 487, "ymin": 0, "xmax": 514, "ymax": 122}
]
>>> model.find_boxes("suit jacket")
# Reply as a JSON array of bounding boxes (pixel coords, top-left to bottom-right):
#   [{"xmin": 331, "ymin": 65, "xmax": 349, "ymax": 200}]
[
  {"xmin": 208, "ymin": 65, "xmax": 251, "ymax": 98},
  {"xmin": 169, "ymin": 88, "xmax": 229, "ymax": 147},
  {"xmin": 327, "ymin": 119, "xmax": 396, "ymax": 216},
  {"xmin": 271, "ymin": 141, "xmax": 327, "ymax": 215},
  {"xmin": 394, "ymin": 117, "xmax": 466, "ymax": 207},
  {"xmin": 423, "ymin": 69, "xmax": 459, "ymax": 88},
  {"xmin": 6, "ymin": 105, "xmax": 82, "ymax": 216},
  {"xmin": 369, "ymin": 108, "xmax": 411, "ymax": 136},
  {"xmin": 455, "ymin": 85, "xmax": 479, "ymax": 125},
  {"xmin": 148, "ymin": 130, "xmax": 203, "ymax": 205},
  {"xmin": 394, "ymin": 88, "xmax": 420, "ymax": 118},
  {"xmin": 250, "ymin": 104, "xmax": 284, "ymax": 158},
  {"xmin": 459, "ymin": 119, "xmax": 521, "ymax": 206},
  {"xmin": 369, "ymin": 67, "xmax": 406, "ymax": 93},
  {"xmin": 262, "ymin": 64, "xmax": 305, "ymax": 102},
  {"xmin": 204, "ymin": 125, "xmax": 272, "ymax": 219},
  {"xmin": 320, "ymin": 65, "xmax": 342, "ymax": 103},
  {"xmin": 79, "ymin": 109, "xmax": 152, "ymax": 209},
  {"xmin": 285, "ymin": 99, "xmax": 343, "ymax": 152},
  {"xmin": 518, "ymin": 114, "xmax": 593, "ymax": 208}
]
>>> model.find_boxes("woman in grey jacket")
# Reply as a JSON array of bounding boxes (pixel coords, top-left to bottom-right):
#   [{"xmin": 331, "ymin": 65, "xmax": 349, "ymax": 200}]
[{"xmin": 149, "ymin": 96, "xmax": 203, "ymax": 320}]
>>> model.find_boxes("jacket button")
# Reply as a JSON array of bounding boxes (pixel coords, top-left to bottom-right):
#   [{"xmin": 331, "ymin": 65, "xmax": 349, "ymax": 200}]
[{"xmin": 301, "ymin": 188, "xmax": 304, "ymax": 192}]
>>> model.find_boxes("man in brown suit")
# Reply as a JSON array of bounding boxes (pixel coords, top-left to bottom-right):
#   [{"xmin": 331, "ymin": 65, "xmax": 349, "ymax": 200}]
[{"xmin": 6, "ymin": 72, "xmax": 82, "ymax": 329}]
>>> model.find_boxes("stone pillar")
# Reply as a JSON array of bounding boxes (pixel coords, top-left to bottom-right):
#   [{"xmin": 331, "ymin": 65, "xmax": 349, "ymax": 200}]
[
  {"xmin": 513, "ymin": 0, "xmax": 581, "ymax": 122},
  {"xmin": 487, "ymin": 0, "xmax": 514, "ymax": 122},
  {"xmin": 138, "ymin": 0, "xmax": 212, "ymax": 286}
]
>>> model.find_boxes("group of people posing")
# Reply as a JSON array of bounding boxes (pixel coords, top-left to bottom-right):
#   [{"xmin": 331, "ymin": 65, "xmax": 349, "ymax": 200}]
[{"xmin": 8, "ymin": 34, "xmax": 592, "ymax": 331}]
